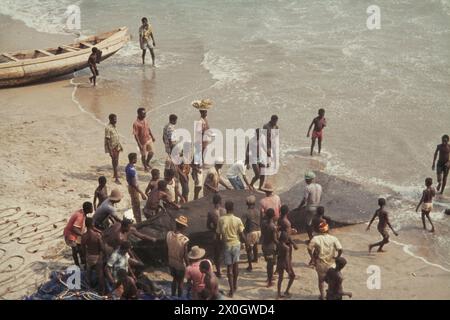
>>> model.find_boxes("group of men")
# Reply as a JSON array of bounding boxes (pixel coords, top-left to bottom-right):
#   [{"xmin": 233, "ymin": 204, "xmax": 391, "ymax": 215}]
[{"xmin": 160, "ymin": 168, "xmax": 350, "ymax": 300}]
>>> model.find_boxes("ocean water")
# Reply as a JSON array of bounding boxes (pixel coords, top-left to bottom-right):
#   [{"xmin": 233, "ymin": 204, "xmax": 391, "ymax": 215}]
[{"xmin": 1, "ymin": 0, "xmax": 450, "ymax": 270}]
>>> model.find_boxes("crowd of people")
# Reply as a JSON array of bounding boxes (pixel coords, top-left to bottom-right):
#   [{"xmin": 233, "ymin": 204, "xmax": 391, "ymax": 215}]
[{"xmin": 61, "ymin": 17, "xmax": 450, "ymax": 301}]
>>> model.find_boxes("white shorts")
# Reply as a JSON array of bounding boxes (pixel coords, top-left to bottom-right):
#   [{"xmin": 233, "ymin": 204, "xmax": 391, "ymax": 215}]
[{"xmin": 140, "ymin": 40, "xmax": 154, "ymax": 50}]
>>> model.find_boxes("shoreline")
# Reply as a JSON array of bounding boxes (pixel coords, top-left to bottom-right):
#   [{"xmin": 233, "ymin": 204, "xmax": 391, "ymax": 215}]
[{"xmin": 0, "ymin": 15, "xmax": 449, "ymax": 300}]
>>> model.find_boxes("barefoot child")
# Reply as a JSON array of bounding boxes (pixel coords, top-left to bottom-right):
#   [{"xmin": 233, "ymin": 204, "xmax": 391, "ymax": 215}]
[
  {"xmin": 93, "ymin": 176, "xmax": 108, "ymax": 210},
  {"xmin": 276, "ymin": 231, "xmax": 295, "ymax": 299},
  {"xmin": 307, "ymin": 108, "xmax": 327, "ymax": 156},
  {"xmin": 416, "ymin": 178, "xmax": 436, "ymax": 232},
  {"xmin": 324, "ymin": 257, "xmax": 352, "ymax": 300},
  {"xmin": 367, "ymin": 198, "xmax": 398, "ymax": 253}
]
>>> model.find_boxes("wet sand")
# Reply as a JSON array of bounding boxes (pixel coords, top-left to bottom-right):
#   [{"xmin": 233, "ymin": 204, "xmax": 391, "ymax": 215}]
[{"xmin": 0, "ymin": 16, "xmax": 449, "ymax": 300}]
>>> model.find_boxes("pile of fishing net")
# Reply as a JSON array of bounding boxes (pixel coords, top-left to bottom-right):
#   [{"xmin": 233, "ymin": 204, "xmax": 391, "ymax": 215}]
[{"xmin": 24, "ymin": 270, "xmax": 190, "ymax": 300}]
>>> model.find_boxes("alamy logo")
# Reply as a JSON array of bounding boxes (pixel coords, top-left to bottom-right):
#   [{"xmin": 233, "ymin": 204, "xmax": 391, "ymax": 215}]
[
  {"xmin": 366, "ymin": 265, "xmax": 381, "ymax": 289},
  {"xmin": 170, "ymin": 125, "xmax": 280, "ymax": 175},
  {"xmin": 64, "ymin": 5, "xmax": 81, "ymax": 31},
  {"xmin": 366, "ymin": 5, "xmax": 381, "ymax": 30},
  {"xmin": 66, "ymin": 265, "xmax": 81, "ymax": 290}
]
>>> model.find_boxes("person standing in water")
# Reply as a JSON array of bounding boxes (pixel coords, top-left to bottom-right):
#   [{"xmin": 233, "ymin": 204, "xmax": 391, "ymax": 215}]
[
  {"xmin": 416, "ymin": 177, "xmax": 436, "ymax": 232},
  {"xmin": 139, "ymin": 17, "xmax": 156, "ymax": 66},
  {"xmin": 307, "ymin": 108, "xmax": 327, "ymax": 156},
  {"xmin": 367, "ymin": 198, "xmax": 398, "ymax": 253},
  {"xmin": 88, "ymin": 47, "xmax": 101, "ymax": 86},
  {"xmin": 432, "ymin": 134, "xmax": 450, "ymax": 194}
]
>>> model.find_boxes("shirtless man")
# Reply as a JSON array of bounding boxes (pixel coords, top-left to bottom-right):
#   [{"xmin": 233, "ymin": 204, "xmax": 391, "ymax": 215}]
[
  {"xmin": 88, "ymin": 47, "xmax": 101, "ymax": 86},
  {"xmin": 278, "ymin": 205, "xmax": 298, "ymax": 261},
  {"xmin": 367, "ymin": 198, "xmax": 398, "ymax": 253},
  {"xmin": 324, "ymin": 257, "xmax": 352, "ymax": 300},
  {"xmin": 432, "ymin": 134, "xmax": 450, "ymax": 194},
  {"xmin": 276, "ymin": 231, "xmax": 295, "ymax": 299},
  {"xmin": 81, "ymin": 217, "xmax": 106, "ymax": 294},
  {"xmin": 261, "ymin": 209, "xmax": 278, "ymax": 287},
  {"xmin": 143, "ymin": 180, "xmax": 180, "ymax": 218},
  {"xmin": 145, "ymin": 169, "xmax": 160, "ymax": 195},
  {"xmin": 416, "ymin": 178, "xmax": 436, "ymax": 232},
  {"xmin": 102, "ymin": 218, "xmax": 156, "ymax": 252},
  {"xmin": 93, "ymin": 176, "xmax": 108, "ymax": 210},
  {"xmin": 263, "ymin": 115, "xmax": 279, "ymax": 158},
  {"xmin": 206, "ymin": 194, "xmax": 226, "ymax": 277},
  {"xmin": 307, "ymin": 108, "xmax": 327, "ymax": 156},
  {"xmin": 199, "ymin": 260, "xmax": 220, "ymax": 300}
]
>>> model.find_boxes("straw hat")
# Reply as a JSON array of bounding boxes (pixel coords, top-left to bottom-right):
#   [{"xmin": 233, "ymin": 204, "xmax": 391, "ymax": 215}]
[
  {"xmin": 187, "ymin": 245, "xmax": 206, "ymax": 260},
  {"xmin": 305, "ymin": 171, "xmax": 316, "ymax": 180},
  {"xmin": 246, "ymin": 195, "xmax": 256, "ymax": 204},
  {"xmin": 192, "ymin": 99, "xmax": 213, "ymax": 111},
  {"xmin": 109, "ymin": 189, "xmax": 123, "ymax": 201},
  {"xmin": 175, "ymin": 215, "xmax": 189, "ymax": 227},
  {"xmin": 318, "ymin": 221, "xmax": 329, "ymax": 233},
  {"xmin": 261, "ymin": 182, "xmax": 275, "ymax": 193}
]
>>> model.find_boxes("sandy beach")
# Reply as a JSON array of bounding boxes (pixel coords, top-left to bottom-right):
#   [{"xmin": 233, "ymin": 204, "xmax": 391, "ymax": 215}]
[{"xmin": 1, "ymin": 9, "xmax": 450, "ymax": 301}]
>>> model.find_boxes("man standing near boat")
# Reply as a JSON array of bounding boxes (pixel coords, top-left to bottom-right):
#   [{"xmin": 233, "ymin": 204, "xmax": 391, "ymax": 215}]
[
  {"xmin": 139, "ymin": 17, "xmax": 156, "ymax": 66},
  {"xmin": 88, "ymin": 47, "xmax": 101, "ymax": 86}
]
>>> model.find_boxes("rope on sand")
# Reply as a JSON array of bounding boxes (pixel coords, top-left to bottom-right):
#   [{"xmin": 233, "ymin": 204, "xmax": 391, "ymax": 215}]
[{"xmin": 0, "ymin": 255, "xmax": 25, "ymax": 274}]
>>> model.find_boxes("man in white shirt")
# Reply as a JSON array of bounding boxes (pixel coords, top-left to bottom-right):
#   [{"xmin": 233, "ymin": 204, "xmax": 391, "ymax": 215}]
[
  {"xmin": 297, "ymin": 171, "xmax": 323, "ymax": 240},
  {"xmin": 308, "ymin": 221, "xmax": 343, "ymax": 300},
  {"xmin": 226, "ymin": 160, "xmax": 253, "ymax": 190}
]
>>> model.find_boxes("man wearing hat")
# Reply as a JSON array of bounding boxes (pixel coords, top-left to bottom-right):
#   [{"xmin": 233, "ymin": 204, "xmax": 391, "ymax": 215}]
[
  {"xmin": 93, "ymin": 188, "xmax": 123, "ymax": 231},
  {"xmin": 307, "ymin": 221, "xmax": 343, "ymax": 300},
  {"xmin": 242, "ymin": 195, "xmax": 261, "ymax": 271},
  {"xmin": 185, "ymin": 246, "xmax": 211, "ymax": 300},
  {"xmin": 297, "ymin": 171, "xmax": 322, "ymax": 240},
  {"xmin": 260, "ymin": 182, "xmax": 282, "ymax": 221},
  {"xmin": 166, "ymin": 215, "xmax": 190, "ymax": 297}
]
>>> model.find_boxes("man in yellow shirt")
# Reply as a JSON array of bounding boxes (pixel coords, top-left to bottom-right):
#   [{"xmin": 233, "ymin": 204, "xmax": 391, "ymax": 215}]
[
  {"xmin": 139, "ymin": 17, "xmax": 156, "ymax": 66},
  {"xmin": 216, "ymin": 201, "xmax": 246, "ymax": 298}
]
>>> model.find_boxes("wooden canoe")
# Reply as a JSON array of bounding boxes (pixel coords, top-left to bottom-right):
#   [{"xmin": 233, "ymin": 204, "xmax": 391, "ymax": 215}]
[{"xmin": 0, "ymin": 27, "xmax": 129, "ymax": 88}]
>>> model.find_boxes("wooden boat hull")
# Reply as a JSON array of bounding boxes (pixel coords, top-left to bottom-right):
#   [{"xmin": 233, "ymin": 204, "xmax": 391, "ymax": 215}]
[{"xmin": 0, "ymin": 27, "xmax": 129, "ymax": 88}]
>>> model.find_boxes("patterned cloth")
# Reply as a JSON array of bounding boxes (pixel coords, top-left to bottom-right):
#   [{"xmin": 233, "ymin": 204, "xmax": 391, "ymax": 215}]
[{"xmin": 104, "ymin": 124, "xmax": 122, "ymax": 153}]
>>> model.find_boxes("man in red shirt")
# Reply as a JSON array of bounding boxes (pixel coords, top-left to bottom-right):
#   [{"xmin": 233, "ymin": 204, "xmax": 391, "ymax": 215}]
[
  {"xmin": 63, "ymin": 202, "xmax": 93, "ymax": 267},
  {"xmin": 133, "ymin": 108, "xmax": 156, "ymax": 171}
]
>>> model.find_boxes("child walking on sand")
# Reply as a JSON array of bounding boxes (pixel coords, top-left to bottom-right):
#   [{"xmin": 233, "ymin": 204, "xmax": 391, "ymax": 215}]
[
  {"xmin": 276, "ymin": 231, "xmax": 296, "ymax": 299},
  {"xmin": 367, "ymin": 198, "xmax": 398, "ymax": 253},
  {"xmin": 416, "ymin": 177, "xmax": 436, "ymax": 232}
]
